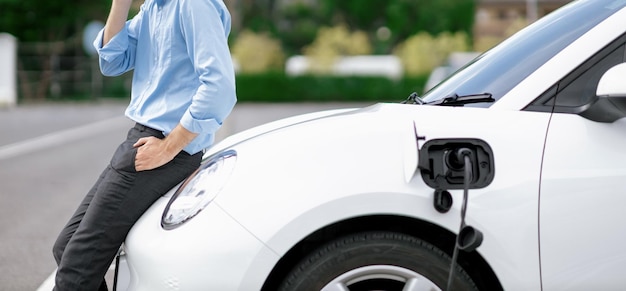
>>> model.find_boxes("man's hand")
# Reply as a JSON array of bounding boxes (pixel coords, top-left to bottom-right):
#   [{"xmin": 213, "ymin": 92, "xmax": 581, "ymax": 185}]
[
  {"xmin": 133, "ymin": 124, "xmax": 198, "ymax": 171},
  {"xmin": 133, "ymin": 137, "xmax": 177, "ymax": 171}
]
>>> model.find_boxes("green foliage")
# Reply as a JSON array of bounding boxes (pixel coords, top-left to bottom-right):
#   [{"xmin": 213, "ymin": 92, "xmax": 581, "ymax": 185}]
[
  {"xmin": 277, "ymin": 2, "xmax": 324, "ymax": 55},
  {"xmin": 2, "ymin": 0, "xmax": 476, "ymax": 50},
  {"xmin": 239, "ymin": 0, "xmax": 278, "ymax": 33},
  {"xmin": 266, "ymin": 0, "xmax": 475, "ymax": 55},
  {"xmin": 231, "ymin": 30, "xmax": 285, "ymax": 73},
  {"xmin": 58, "ymin": 73, "xmax": 428, "ymax": 103},
  {"xmin": 317, "ymin": 0, "xmax": 475, "ymax": 50},
  {"xmin": 394, "ymin": 32, "xmax": 470, "ymax": 76},
  {"xmin": 302, "ymin": 24, "xmax": 372, "ymax": 73},
  {"xmin": 0, "ymin": 0, "xmax": 109, "ymax": 42},
  {"xmin": 235, "ymin": 73, "xmax": 427, "ymax": 102}
]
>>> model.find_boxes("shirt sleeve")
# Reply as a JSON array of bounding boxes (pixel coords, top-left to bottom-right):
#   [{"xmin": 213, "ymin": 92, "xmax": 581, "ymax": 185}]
[
  {"xmin": 178, "ymin": 0, "xmax": 237, "ymax": 135},
  {"xmin": 93, "ymin": 5, "xmax": 145, "ymax": 77}
]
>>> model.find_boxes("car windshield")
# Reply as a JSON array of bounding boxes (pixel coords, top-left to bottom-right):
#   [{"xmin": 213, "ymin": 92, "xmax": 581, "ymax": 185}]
[{"xmin": 420, "ymin": 0, "xmax": 626, "ymax": 108}]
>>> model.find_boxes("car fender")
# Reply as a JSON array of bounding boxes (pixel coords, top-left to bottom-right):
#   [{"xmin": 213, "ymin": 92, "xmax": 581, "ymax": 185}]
[{"xmin": 214, "ymin": 103, "xmax": 551, "ymax": 290}]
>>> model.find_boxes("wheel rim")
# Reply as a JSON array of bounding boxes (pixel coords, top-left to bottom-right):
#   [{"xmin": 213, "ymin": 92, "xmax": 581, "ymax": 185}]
[{"xmin": 320, "ymin": 265, "xmax": 442, "ymax": 291}]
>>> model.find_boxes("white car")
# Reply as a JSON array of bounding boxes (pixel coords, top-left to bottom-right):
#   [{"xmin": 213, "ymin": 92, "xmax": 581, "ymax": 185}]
[{"xmin": 115, "ymin": 0, "xmax": 626, "ymax": 290}]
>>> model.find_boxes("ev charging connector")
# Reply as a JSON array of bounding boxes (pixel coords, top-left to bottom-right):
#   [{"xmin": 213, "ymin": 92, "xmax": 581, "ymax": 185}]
[{"xmin": 418, "ymin": 138, "xmax": 495, "ymax": 290}]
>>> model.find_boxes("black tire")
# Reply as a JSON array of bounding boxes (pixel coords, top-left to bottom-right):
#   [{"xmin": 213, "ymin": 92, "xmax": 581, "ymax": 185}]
[{"xmin": 278, "ymin": 231, "xmax": 478, "ymax": 291}]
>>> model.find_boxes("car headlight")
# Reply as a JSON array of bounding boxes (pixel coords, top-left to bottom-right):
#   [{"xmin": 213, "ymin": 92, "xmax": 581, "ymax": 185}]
[{"xmin": 161, "ymin": 150, "xmax": 237, "ymax": 230}]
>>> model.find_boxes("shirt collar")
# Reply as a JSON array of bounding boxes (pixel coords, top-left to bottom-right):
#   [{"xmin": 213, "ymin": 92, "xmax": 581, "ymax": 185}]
[{"xmin": 155, "ymin": 0, "xmax": 165, "ymax": 7}]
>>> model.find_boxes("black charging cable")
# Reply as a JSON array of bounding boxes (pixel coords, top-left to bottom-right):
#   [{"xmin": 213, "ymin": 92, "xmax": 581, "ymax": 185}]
[
  {"xmin": 113, "ymin": 246, "xmax": 123, "ymax": 291},
  {"xmin": 445, "ymin": 150, "xmax": 472, "ymax": 291}
]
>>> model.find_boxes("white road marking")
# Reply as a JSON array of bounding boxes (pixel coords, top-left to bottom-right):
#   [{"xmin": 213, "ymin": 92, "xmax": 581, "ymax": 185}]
[
  {"xmin": 36, "ymin": 269, "xmax": 55, "ymax": 291},
  {"xmin": 0, "ymin": 116, "xmax": 130, "ymax": 161}
]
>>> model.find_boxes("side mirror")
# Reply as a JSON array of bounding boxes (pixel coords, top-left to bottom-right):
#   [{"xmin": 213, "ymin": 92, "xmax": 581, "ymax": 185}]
[
  {"xmin": 580, "ymin": 63, "xmax": 626, "ymax": 123},
  {"xmin": 597, "ymin": 63, "xmax": 626, "ymax": 97}
]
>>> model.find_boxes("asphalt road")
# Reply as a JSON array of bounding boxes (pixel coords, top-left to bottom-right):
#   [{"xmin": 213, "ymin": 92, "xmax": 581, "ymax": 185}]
[{"xmin": 0, "ymin": 100, "xmax": 370, "ymax": 291}]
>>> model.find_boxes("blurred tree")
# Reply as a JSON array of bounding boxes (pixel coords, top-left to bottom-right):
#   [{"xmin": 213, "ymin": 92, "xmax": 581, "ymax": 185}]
[
  {"xmin": 275, "ymin": 2, "xmax": 322, "ymax": 55},
  {"xmin": 0, "ymin": 0, "xmax": 133, "ymax": 100},
  {"xmin": 0, "ymin": 0, "xmax": 474, "ymax": 49},
  {"xmin": 328, "ymin": 0, "xmax": 475, "ymax": 37},
  {"xmin": 303, "ymin": 24, "xmax": 372, "ymax": 73},
  {"xmin": 271, "ymin": 0, "xmax": 475, "ymax": 55},
  {"xmin": 0, "ymin": 0, "xmax": 110, "ymax": 42},
  {"xmin": 239, "ymin": 0, "xmax": 278, "ymax": 33},
  {"xmin": 231, "ymin": 30, "xmax": 285, "ymax": 73}
]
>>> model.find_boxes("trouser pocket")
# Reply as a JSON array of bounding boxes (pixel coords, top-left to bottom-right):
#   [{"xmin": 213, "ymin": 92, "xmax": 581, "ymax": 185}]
[
  {"xmin": 110, "ymin": 127, "xmax": 159, "ymax": 173},
  {"xmin": 110, "ymin": 140, "xmax": 138, "ymax": 173}
]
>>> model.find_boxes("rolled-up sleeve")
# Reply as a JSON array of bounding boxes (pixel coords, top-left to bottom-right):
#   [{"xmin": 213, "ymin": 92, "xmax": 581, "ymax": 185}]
[
  {"xmin": 93, "ymin": 10, "xmax": 144, "ymax": 76},
  {"xmin": 178, "ymin": 0, "xmax": 237, "ymax": 135}
]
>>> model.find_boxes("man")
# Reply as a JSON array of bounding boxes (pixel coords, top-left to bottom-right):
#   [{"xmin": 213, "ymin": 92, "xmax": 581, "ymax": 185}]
[{"xmin": 51, "ymin": 0, "xmax": 236, "ymax": 289}]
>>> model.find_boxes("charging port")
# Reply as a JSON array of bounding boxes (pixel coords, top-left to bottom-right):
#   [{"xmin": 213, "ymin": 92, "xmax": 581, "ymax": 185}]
[{"xmin": 418, "ymin": 138, "xmax": 495, "ymax": 190}]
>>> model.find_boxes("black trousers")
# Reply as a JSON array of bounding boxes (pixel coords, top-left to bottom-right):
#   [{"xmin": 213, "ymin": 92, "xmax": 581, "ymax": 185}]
[{"xmin": 52, "ymin": 124, "xmax": 202, "ymax": 291}]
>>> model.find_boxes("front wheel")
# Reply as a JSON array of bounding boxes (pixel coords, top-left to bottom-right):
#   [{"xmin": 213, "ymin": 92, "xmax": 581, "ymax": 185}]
[{"xmin": 278, "ymin": 231, "xmax": 478, "ymax": 291}]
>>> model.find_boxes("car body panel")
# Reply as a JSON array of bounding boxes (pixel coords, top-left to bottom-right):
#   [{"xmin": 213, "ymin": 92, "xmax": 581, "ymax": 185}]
[
  {"xmin": 540, "ymin": 115, "xmax": 626, "ymax": 289},
  {"xmin": 213, "ymin": 104, "xmax": 551, "ymax": 290}
]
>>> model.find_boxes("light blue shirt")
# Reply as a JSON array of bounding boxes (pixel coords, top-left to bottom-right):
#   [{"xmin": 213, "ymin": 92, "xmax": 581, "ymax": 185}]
[{"xmin": 94, "ymin": 0, "xmax": 236, "ymax": 155}]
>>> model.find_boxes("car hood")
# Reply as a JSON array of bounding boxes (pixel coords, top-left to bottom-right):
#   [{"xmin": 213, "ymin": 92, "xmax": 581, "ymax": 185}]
[
  {"xmin": 210, "ymin": 102, "xmax": 424, "ymax": 188},
  {"xmin": 206, "ymin": 106, "xmax": 366, "ymax": 156}
]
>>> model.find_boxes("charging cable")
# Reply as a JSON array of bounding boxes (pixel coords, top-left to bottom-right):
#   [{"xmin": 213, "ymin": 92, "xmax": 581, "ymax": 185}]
[{"xmin": 445, "ymin": 149, "xmax": 477, "ymax": 290}]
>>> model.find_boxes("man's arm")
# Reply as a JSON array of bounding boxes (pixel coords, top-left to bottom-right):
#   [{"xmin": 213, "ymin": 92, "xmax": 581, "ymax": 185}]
[
  {"xmin": 103, "ymin": 0, "xmax": 133, "ymax": 46},
  {"xmin": 133, "ymin": 124, "xmax": 198, "ymax": 171},
  {"xmin": 177, "ymin": 0, "xmax": 237, "ymax": 145},
  {"xmin": 95, "ymin": 0, "xmax": 141, "ymax": 76}
]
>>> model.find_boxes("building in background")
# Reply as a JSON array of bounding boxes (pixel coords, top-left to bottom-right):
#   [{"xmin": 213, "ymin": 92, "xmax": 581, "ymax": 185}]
[{"xmin": 474, "ymin": 0, "xmax": 570, "ymax": 50}]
